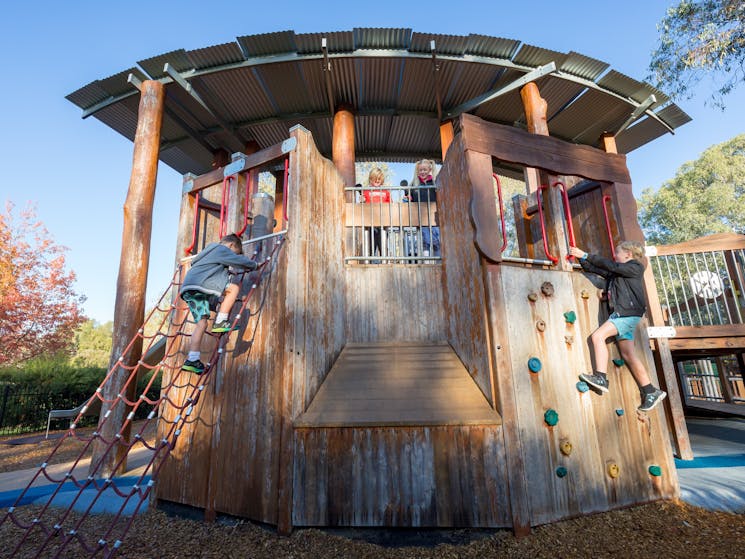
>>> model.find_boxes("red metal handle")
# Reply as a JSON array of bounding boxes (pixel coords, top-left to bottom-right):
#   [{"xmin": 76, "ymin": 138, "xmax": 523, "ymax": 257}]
[
  {"xmin": 552, "ymin": 181, "xmax": 576, "ymax": 261},
  {"xmin": 492, "ymin": 173, "xmax": 508, "ymax": 253},
  {"xmin": 601, "ymin": 194, "xmax": 616, "ymax": 254},
  {"xmin": 282, "ymin": 157, "xmax": 289, "ymax": 223},
  {"xmin": 184, "ymin": 192, "xmax": 200, "ymax": 255},
  {"xmin": 535, "ymin": 184, "xmax": 559, "ymax": 264}
]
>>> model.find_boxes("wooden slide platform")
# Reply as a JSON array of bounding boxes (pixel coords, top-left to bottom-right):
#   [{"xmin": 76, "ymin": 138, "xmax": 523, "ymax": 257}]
[{"xmin": 295, "ymin": 342, "xmax": 502, "ymax": 427}]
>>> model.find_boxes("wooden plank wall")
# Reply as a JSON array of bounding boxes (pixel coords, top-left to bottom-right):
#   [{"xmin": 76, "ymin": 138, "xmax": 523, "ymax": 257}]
[
  {"xmin": 344, "ymin": 267, "xmax": 446, "ymax": 343},
  {"xmin": 292, "ymin": 426, "xmax": 511, "ymax": 527},
  {"xmin": 492, "ymin": 265, "xmax": 678, "ymax": 525},
  {"xmin": 436, "ymin": 133, "xmax": 495, "ymax": 404}
]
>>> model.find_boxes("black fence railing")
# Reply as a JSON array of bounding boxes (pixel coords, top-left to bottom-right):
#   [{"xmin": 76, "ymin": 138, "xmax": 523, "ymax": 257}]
[{"xmin": 0, "ymin": 384, "xmax": 96, "ymax": 437}]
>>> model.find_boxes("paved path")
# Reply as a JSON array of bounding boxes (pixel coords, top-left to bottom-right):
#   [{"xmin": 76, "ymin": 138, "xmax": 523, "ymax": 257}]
[{"xmin": 675, "ymin": 417, "xmax": 745, "ymax": 513}]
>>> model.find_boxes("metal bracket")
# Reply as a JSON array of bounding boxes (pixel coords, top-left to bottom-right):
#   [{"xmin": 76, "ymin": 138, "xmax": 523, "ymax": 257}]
[{"xmin": 615, "ymin": 94, "xmax": 657, "ymax": 135}]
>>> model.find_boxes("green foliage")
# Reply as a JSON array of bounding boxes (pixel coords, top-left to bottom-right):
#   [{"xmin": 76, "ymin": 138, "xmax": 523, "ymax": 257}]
[
  {"xmin": 649, "ymin": 0, "xmax": 745, "ymax": 107},
  {"xmin": 0, "ymin": 355, "xmax": 105, "ymax": 394},
  {"xmin": 72, "ymin": 319, "xmax": 113, "ymax": 368},
  {"xmin": 638, "ymin": 134, "xmax": 745, "ymax": 244}
]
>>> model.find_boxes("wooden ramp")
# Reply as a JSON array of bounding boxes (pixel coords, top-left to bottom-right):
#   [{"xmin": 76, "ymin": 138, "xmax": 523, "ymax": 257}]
[{"xmin": 295, "ymin": 342, "xmax": 501, "ymax": 427}]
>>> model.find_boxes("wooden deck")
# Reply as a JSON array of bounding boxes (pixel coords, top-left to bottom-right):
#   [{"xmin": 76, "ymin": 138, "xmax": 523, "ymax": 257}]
[{"xmin": 294, "ymin": 342, "xmax": 501, "ymax": 427}]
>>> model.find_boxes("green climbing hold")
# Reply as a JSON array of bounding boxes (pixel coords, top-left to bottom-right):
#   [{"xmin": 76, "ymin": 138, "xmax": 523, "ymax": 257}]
[
  {"xmin": 544, "ymin": 408, "xmax": 559, "ymax": 426},
  {"xmin": 612, "ymin": 358, "xmax": 625, "ymax": 367},
  {"xmin": 556, "ymin": 466, "xmax": 568, "ymax": 478},
  {"xmin": 615, "ymin": 409, "xmax": 625, "ymax": 416},
  {"xmin": 576, "ymin": 381, "xmax": 589, "ymax": 393},
  {"xmin": 563, "ymin": 310, "xmax": 577, "ymax": 324},
  {"xmin": 648, "ymin": 465, "xmax": 662, "ymax": 477},
  {"xmin": 528, "ymin": 357, "xmax": 542, "ymax": 373}
]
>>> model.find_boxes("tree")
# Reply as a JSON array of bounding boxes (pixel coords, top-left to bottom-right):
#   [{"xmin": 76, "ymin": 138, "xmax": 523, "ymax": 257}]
[
  {"xmin": 0, "ymin": 202, "xmax": 86, "ymax": 365},
  {"xmin": 72, "ymin": 320, "xmax": 113, "ymax": 368},
  {"xmin": 638, "ymin": 134, "xmax": 745, "ymax": 244},
  {"xmin": 649, "ymin": 0, "xmax": 745, "ymax": 107}
]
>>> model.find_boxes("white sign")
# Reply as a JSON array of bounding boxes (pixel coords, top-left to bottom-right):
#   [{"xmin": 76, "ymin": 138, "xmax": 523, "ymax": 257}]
[
  {"xmin": 647, "ymin": 326, "xmax": 677, "ymax": 339},
  {"xmin": 690, "ymin": 271, "xmax": 724, "ymax": 300}
]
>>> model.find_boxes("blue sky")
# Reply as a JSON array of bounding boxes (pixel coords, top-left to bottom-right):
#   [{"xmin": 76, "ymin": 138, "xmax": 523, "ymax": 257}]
[{"xmin": 1, "ymin": 0, "xmax": 743, "ymax": 323}]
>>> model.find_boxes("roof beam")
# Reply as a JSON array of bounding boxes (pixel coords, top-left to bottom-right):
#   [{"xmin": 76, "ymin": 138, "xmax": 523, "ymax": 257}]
[
  {"xmin": 444, "ymin": 62, "xmax": 556, "ymax": 119},
  {"xmin": 615, "ymin": 94, "xmax": 657, "ymax": 135},
  {"xmin": 164, "ymin": 62, "xmax": 246, "ymax": 149},
  {"xmin": 322, "ymin": 38, "xmax": 336, "ymax": 115}
]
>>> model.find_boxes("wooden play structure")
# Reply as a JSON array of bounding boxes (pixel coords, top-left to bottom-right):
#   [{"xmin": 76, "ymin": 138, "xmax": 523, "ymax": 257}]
[{"xmin": 4, "ymin": 29, "xmax": 705, "ymax": 555}]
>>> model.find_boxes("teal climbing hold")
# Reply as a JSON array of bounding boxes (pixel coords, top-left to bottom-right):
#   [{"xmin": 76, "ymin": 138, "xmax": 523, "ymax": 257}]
[
  {"xmin": 556, "ymin": 466, "xmax": 568, "ymax": 478},
  {"xmin": 544, "ymin": 409, "xmax": 559, "ymax": 426},
  {"xmin": 612, "ymin": 358, "xmax": 625, "ymax": 367},
  {"xmin": 576, "ymin": 381, "xmax": 589, "ymax": 393},
  {"xmin": 648, "ymin": 465, "xmax": 662, "ymax": 477},
  {"xmin": 615, "ymin": 409, "xmax": 625, "ymax": 416},
  {"xmin": 563, "ymin": 310, "xmax": 577, "ymax": 324},
  {"xmin": 528, "ymin": 357, "xmax": 542, "ymax": 373}
]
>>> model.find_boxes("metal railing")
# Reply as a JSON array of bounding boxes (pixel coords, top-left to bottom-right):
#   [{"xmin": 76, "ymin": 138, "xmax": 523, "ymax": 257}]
[
  {"xmin": 677, "ymin": 356, "xmax": 745, "ymax": 403},
  {"xmin": 344, "ymin": 185, "xmax": 441, "ymax": 264},
  {"xmin": 648, "ymin": 246, "xmax": 745, "ymax": 327}
]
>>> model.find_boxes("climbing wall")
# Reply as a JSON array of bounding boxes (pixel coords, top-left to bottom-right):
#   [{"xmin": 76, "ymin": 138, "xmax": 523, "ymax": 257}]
[{"xmin": 493, "ymin": 265, "xmax": 678, "ymax": 525}]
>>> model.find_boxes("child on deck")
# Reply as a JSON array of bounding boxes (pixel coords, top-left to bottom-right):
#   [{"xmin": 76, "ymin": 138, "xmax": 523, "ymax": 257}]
[
  {"xmin": 179, "ymin": 233, "xmax": 257, "ymax": 374},
  {"xmin": 569, "ymin": 241, "xmax": 667, "ymax": 412}
]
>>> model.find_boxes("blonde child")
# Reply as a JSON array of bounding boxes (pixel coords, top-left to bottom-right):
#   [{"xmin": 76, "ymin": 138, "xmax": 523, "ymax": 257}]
[{"xmin": 569, "ymin": 241, "xmax": 667, "ymax": 412}]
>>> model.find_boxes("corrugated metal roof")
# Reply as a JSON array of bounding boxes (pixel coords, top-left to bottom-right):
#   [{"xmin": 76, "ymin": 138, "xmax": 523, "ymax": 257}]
[
  {"xmin": 615, "ymin": 116, "xmax": 669, "ymax": 154},
  {"xmin": 68, "ymin": 28, "xmax": 690, "ymax": 176},
  {"xmin": 512, "ymin": 44, "xmax": 567, "ymax": 68},
  {"xmin": 186, "ymin": 42, "xmax": 244, "ymax": 70},
  {"xmin": 464, "ymin": 34, "xmax": 520, "ymax": 60},
  {"xmin": 353, "ymin": 27, "xmax": 411, "ymax": 50},
  {"xmin": 138, "ymin": 50, "xmax": 193, "ymax": 79},
  {"xmin": 559, "ymin": 51, "xmax": 609, "ymax": 81}
]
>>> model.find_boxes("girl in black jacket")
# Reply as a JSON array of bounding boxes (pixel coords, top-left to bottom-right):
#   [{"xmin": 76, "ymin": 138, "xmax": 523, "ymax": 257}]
[{"xmin": 569, "ymin": 241, "xmax": 667, "ymax": 412}]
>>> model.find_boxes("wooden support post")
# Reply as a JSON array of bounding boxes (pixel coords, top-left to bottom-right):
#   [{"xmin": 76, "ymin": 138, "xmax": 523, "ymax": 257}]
[
  {"xmin": 520, "ymin": 83, "xmax": 549, "ymax": 136},
  {"xmin": 332, "ymin": 105, "xmax": 355, "ymax": 196},
  {"xmin": 212, "ymin": 148, "xmax": 231, "ymax": 169},
  {"xmin": 91, "ymin": 80, "xmax": 164, "ymax": 477},
  {"xmin": 600, "ymin": 133, "xmax": 618, "ymax": 154},
  {"xmin": 440, "ymin": 120, "xmax": 455, "ymax": 161}
]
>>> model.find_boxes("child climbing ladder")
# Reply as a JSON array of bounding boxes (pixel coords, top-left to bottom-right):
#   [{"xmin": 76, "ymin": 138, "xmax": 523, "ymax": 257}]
[
  {"xmin": 180, "ymin": 233, "xmax": 258, "ymax": 374},
  {"xmin": 569, "ymin": 241, "xmax": 667, "ymax": 412}
]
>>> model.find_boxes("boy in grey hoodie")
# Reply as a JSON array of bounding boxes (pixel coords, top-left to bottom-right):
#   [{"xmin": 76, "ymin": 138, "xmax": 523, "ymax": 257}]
[{"xmin": 179, "ymin": 234, "xmax": 257, "ymax": 373}]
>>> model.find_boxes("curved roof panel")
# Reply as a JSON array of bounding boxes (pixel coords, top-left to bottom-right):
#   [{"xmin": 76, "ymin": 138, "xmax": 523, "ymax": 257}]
[{"xmin": 66, "ymin": 28, "xmax": 690, "ymax": 175}]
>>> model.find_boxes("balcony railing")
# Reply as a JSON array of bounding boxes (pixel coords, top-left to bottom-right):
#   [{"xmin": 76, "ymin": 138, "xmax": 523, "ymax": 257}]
[{"xmin": 344, "ymin": 186, "xmax": 441, "ymax": 264}]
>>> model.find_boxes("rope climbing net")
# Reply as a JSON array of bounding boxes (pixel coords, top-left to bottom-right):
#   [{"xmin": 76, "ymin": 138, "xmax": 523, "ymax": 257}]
[{"xmin": 0, "ymin": 233, "xmax": 286, "ymax": 558}]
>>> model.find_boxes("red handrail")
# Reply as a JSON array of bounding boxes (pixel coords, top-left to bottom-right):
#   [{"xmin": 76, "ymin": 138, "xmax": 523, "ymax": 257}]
[
  {"xmin": 184, "ymin": 192, "xmax": 200, "ymax": 256},
  {"xmin": 282, "ymin": 157, "xmax": 289, "ymax": 223},
  {"xmin": 601, "ymin": 194, "xmax": 616, "ymax": 254},
  {"xmin": 552, "ymin": 180, "xmax": 576, "ymax": 261},
  {"xmin": 492, "ymin": 173, "xmax": 508, "ymax": 253},
  {"xmin": 236, "ymin": 171, "xmax": 254, "ymax": 237},
  {"xmin": 535, "ymin": 184, "xmax": 559, "ymax": 264}
]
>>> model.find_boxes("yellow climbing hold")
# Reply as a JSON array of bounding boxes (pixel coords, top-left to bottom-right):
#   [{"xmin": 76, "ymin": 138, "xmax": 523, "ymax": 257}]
[{"xmin": 608, "ymin": 463, "xmax": 620, "ymax": 478}]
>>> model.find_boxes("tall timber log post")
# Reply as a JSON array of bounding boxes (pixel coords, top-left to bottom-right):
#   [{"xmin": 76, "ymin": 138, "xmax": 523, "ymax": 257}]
[
  {"xmin": 91, "ymin": 80, "xmax": 164, "ymax": 477},
  {"xmin": 520, "ymin": 82, "xmax": 571, "ymax": 270},
  {"xmin": 332, "ymin": 105, "xmax": 355, "ymax": 199},
  {"xmin": 440, "ymin": 120, "xmax": 454, "ymax": 160}
]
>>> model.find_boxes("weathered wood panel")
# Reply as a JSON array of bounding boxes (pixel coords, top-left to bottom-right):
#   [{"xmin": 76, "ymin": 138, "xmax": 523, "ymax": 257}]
[
  {"xmin": 460, "ymin": 114, "xmax": 631, "ymax": 184},
  {"xmin": 437, "ymin": 133, "xmax": 495, "ymax": 404},
  {"xmin": 292, "ymin": 426, "xmax": 511, "ymax": 527},
  {"xmin": 493, "ymin": 265, "xmax": 678, "ymax": 525},
  {"xmin": 344, "ymin": 267, "xmax": 447, "ymax": 344},
  {"xmin": 295, "ymin": 343, "xmax": 501, "ymax": 427}
]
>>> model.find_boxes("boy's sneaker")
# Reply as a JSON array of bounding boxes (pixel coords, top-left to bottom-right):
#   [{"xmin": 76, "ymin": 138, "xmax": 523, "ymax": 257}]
[
  {"xmin": 638, "ymin": 389, "xmax": 667, "ymax": 412},
  {"xmin": 579, "ymin": 372, "xmax": 609, "ymax": 393},
  {"xmin": 182, "ymin": 359, "xmax": 205, "ymax": 374},
  {"xmin": 211, "ymin": 320, "xmax": 239, "ymax": 333}
]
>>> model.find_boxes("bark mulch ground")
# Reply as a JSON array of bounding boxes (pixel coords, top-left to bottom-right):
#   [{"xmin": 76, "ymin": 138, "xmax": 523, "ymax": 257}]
[{"xmin": 1, "ymin": 426, "xmax": 744, "ymax": 558}]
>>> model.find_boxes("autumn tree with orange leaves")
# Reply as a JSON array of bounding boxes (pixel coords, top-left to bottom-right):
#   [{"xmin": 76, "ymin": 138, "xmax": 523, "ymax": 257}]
[{"xmin": 0, "ymin": 202, "xmax": 86, "ymax": 365}]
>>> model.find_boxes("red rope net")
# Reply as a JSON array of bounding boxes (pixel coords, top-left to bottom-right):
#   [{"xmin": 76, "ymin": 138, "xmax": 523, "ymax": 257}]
[{"xmin": 0, "ymin": 234, "xmax": 285, "ymax": 558}]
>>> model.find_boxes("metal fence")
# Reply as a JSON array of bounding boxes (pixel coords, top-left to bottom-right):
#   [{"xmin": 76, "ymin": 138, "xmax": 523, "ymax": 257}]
[
  {"xmin": 648, "ymin": 247, "xmax": 745, "ymax": 327},
  {"xmin": 0, "ymin": 385, "xmax": 95, "ymax": 437},
  {"xmin": 344, "ymin": 185, "xmax": 441, "ymax": 264}
]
